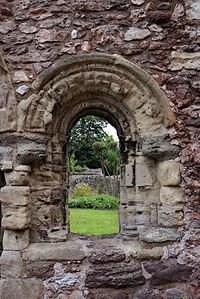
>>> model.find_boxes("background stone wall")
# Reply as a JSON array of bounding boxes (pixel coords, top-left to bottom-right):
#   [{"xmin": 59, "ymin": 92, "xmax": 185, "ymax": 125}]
[
  {"xmin": 69, "ymin": 169, "xmax": 120, "ymax": 197},
  {"xmin": 0, "ymin": 0, "xmax": 200, "ymax": 298}
]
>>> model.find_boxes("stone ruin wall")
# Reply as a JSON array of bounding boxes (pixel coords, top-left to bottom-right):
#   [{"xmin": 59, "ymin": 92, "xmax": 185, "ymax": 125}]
[
  {"xmin": 69, "ymin": 170, "xmax": 120, "ymax": 197},
  {"xmin": 0, "ymin": 0, "xmax": 200, "ymax": 298}
]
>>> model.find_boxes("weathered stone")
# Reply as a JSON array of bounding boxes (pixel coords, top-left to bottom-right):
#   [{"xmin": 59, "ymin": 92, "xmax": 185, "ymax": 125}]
[
  {"xmin": 165, "ymin": 288, "xmax": 193, "ymax": 299},
  {"xmin": 89, "ymin": 246, "xmax": 125, "ymax": 263},
  {"xmin": 91, "ymin": 25, "xmax": 121, "ymax": 45},
  {"xmin": 73, "ymin": 0, "xmax": 104, "ymax": 11},
  {"xmin": 185, "ymin": 0, "xmax": 200, "ymax": 20},
  {"xmin": 131, "ymin": 0, "xmax": 145, "ymax": 5},
  {"xmin": 126, "ymin": 204, "xmax": 153, "ymax": 226},
  {"xmin": 2, "ymin": 205, "xmax": 30, "ymax": 230},
  {"xmin": 133, "ymin": 288, "xmax": 162, "ymax": 299},
  {"xmin": 170, "ymin": 52, "xmax": 200, "ymax": 71},
  {"xmin": 13, "ymin": 71, "xmax": 29, "ymax": 83},
  {"xmin": 86, "ymin": 262, "xmax": 145, "ymax": 288},
  {"xmin": 136, "ymin": 156, "xmax": 155, "ymax": 187},
  {"xmin": 160, "ymin": 187, "xmax": 185, "ymax": 204},
  {"xmin": 124, "ymin": 27, "xmax": 151, "ymax": 41},
  {"xmin": 35, "ymin": 29, "xmax": 66, "ymax": 43},
  {"xmin": 16, "ymin": 84, "xmax": 29, "ymax": 95},
  {"xmin": 142, "ymin": 138, "xmax": 179, "ymax": 160},
  {"xmin": 0, "ymin": 21, "xmax": 15, "ymax": 34},
  {"xmin": 145, "ymin": 259, "xmax": 194, "ymax": 286},
  {"xmin": 147, "ymin": 10, "xmax": 172, "ymax": 23},
  {"xmin": 0, "ymin": 278, "xmax": 43, "ymax": 299},
  {"xmin": 88, "ymin": 289, "xmax": 133, "ymax": 299},
  {"xmin": 43, "ymin": 263, "xmax": 81, "ymax": 298},
  {"xmin": 0, "ymin": 251, "xmax": 23, "ymax": 278},
  {"xmin": 69, "ymin": 290, "xmax": 85, "ymax": 299},
  {"xmin": 157, "ymin": 160, "xmax": 181, "ymax": 186},
  {"xmin": 0, "ymin": 186, "xmax": 30, "ymax": 206},
  {"xmin": 3, "ymin": 229, "xmax": 29, "ymax": 250},
  {"xmin": 158, "ymin": 204, "xmax": 184, "ymax": 227},
  {"xmin": 137, "ymin": 247, "xmax": 164, "ymax": 260},
  {"xmin": 5, "ymin": 170, "xmax": 29, "ymax": 185},
  {"xmin": 19, "ymin": 23, "xmax": 38, "ymax": 34},
  {"xmin": 171, "ymin": 3, "xmax": 185, "ymax": 20},
  {"xmin": 0, "ymin": 146, "xmax": 13, "ymax": 165},
  {"xmin": 140, "ymin": 227, "xmax": 180, "ymax": 242},
  {"xmin": 15, "ymin": 165, "xmax": 31, "ymax": 172},
  {"xmin": 71, "ymin": 28, "xmax": 78, "ymax": 39},
  {"xmin": 26, "ymin": 242, "xmax": 85, "ymax": 261},
  {"xmin": 17, "ymin": 143, "xmax": 47, "ymax": 164},
  {"xmin": 47, "ymin": 228, "xmax": 67, "ymax": 242},
  {"xmin": 81, "ymin": 41, "xmax": 92, "ymax": 52}
]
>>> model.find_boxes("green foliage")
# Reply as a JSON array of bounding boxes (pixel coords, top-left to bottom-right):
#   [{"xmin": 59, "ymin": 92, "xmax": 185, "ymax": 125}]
[
  {"xmin": 92, "ymin": 135, "xmax": 120, "ymax": 176},
  {"xmin": 72, "ymin": 183, "xmax": 93, "ymax": 198},
  {"xmin": 69, "ymin": 209, "xmax": 119, "ymax": 235},
  {"xmin": 69, "ymin": 154, "xmax": 87, "ymax": 173},
  {"xmin": 69, "ymin": 115, "xmax": 108, "ymax": 169},
  {"xmin": 69, "ymin": 194, "xmax": 119, "ymax": 210}
]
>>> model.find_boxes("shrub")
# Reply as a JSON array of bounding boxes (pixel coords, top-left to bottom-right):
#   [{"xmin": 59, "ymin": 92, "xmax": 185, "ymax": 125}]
[
  {"xmin": 72, "ymin": 183, "xmax": 93, "ymax": 198},
  {"xmin": 68, "ymin": 194, "xmax": 119, "ymax": 210}
]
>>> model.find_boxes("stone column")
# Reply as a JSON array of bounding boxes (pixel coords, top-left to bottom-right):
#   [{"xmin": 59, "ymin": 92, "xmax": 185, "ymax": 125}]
[{"xmin": 0, "ymin": 165, "xmax": 31, "ymax": 278}]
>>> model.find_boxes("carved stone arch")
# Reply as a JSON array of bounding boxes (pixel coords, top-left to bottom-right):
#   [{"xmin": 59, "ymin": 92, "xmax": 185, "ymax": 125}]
[
  {"xmin": 16, "ymin": 53, "xmax": 184, "ymax": 245},
  {"xmin": 0, "ymin": 53, "xmax": 17, "ymax": 132},
  {"xmin": 18, "ymin": 54, "xmax": 175, "ymax": 136}
]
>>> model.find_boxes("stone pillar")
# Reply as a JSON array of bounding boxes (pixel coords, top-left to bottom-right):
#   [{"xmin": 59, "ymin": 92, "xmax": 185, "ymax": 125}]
[{"xmin": 0, "ymin": 165, "xmax": 31, "ymax": 278}]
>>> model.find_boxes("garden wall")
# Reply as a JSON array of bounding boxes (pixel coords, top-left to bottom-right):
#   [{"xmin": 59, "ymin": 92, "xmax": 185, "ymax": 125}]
[{"xmin": 69, "ymin": 169, "xmax": 120, "ymax": 197}]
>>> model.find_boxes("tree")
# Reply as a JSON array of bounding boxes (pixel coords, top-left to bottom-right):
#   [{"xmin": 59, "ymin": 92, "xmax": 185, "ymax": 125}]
[
  {"xmin": 69, "ymin": 115, "xmax": 108, "ymax": 169},
  {"xmin": 92, "ymin": 136, "xmax": 120, "ymax": 196}
]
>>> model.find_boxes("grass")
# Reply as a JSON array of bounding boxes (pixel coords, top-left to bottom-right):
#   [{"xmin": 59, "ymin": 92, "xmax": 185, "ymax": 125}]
[{"xmin": 69, "ymin": 208, "xmax": 119, "ymax": 236}]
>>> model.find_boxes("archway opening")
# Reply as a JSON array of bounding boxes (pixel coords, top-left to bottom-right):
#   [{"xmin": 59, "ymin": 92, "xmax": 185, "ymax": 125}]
[
  {"xmin": 26, "ymin": 54, "xmax": 182, "ymax": 245},
  {"xmin": 67, "ymin": 113, "xmax": 122, "ymax": 236}
]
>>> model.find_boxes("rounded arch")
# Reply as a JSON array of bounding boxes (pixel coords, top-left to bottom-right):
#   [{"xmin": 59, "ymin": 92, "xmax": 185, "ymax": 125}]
[
  {"xmin": 16, "ymin": 53, "xmax": 183, "ymax": 244},
  {"xmin": 18, "ymin": 53, "xmax": 175, "ymax": 136}
]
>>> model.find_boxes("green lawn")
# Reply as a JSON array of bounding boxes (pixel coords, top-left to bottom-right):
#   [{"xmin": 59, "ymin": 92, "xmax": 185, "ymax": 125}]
[{"xmin": 69, "ymin": 209, "xmax": 119, "ymax": 235}]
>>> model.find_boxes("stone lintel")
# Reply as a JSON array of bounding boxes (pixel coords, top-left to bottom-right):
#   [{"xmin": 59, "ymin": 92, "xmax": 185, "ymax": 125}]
[{"xmin": 26, "ymin": 242, "xmax": 86, "ymax": 261}]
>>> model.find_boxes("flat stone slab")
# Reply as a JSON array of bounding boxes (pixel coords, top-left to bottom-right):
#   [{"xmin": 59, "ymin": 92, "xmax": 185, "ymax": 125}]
[
  {"xmin": 26, "ymin": 242, "xmax": 85, "ymax": 261},
  {"xmin": 140, "ymin": 227, "xmax": 181, "ymax": 242}
]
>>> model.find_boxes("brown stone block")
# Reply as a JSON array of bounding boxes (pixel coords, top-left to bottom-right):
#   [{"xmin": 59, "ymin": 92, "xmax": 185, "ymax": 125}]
[
  {"xmin": 165, "ymin": 288, "xmax": 193, "ymax": 299},
  {"xmin": 2, "ymin": 205, "xmax": 30, "ymax": 230},
  {"xmin": 157, "ymin": 160, "xmax": 181, "ymax": 186},
  {"xmin": 0, "ymin": 251, "xmax": 24, "ymax": 278},
  {"xmin": 160, "ymin": 187, "xmax": 185, "ymax": 204},
  {"xmin": 5, "ymin": 170, "xmax": 29, "ymax": 186},
  {"xmin": 158, "ymin": 204, "xmax": 184, "ymax": 227},
  {"xmin": 17, "ymin": 142, "xmax": 47, "ymax": 164},
  {"xmin": 0, "ymin": 278, "xmax": 43, "ymax": 299},
  {"xmin": 86, "ymin": 261, "xmax": 145, "ymax": 288},
  {"xmin": 145, "ymin": 259, "xmax": 194, "ymax": 286},
  {"xmin": 26, "ymin": 242, "xmax": 85, "ymax": 261},
  {"xmin": 3, "ymin": 229, "xmax": 29, "ymax": 251},
  {"xmin": 140, "ymin": 227, "xmax": 180, "ymax": 242},
  {"xmin": 89, "ymin": 246, "xmax": 125, "ymax": 263},
  {"xmin": 88, "ymin": 288, "xmax": 133, "ymax": 299},
  {"xmin": 0, "ymin": 186, "xmax": 30, "ymax": 206}
]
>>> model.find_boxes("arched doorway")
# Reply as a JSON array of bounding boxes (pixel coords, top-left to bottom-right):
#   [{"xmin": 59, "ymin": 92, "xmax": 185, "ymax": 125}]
[{"xmin": 67, "ymin": 114, "xmax": 120, "ymax": 235}]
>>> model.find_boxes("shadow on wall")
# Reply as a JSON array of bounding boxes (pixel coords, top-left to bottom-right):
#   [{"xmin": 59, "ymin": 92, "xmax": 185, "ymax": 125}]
[{"xmin": 0, "ymin": 171, "xmax": 6, "ymax": 256}]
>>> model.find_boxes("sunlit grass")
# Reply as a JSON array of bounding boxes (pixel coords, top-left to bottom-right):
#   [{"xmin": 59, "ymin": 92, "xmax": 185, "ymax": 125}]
[{"xmin": 69, "ymin": 208, "xmax": 119, "ymax": 236}]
